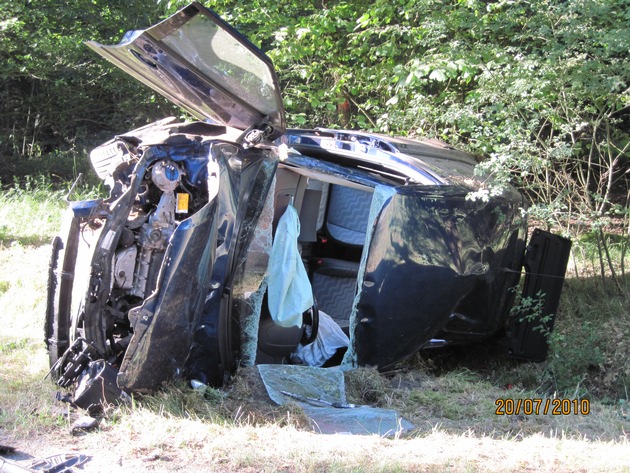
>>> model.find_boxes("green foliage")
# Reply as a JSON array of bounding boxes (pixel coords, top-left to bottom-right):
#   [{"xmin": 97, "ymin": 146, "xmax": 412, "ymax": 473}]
[
  {"xmin": 546, "ymin": 275, "xmax": 630, "ymax": 398},
  {"xmin": 510, "ymin": 290, "xmax": 558, "ymax": 344},
  {"xmin": 209, "ymin": 0, "xmax": 629, "ymax": 251},
  {"xmin": 0, "ymin": 0, "xmax": 178, "ymax": 182},
  {"xmin": 0, "ymin": 175, "xmax": 66, "ymax": 245}
]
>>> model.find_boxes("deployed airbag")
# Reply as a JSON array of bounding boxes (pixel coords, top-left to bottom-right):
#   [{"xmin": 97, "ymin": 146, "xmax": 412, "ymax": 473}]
[{"xmin": 267, "ymin": 205, "xmax": 313, "ymax": 327}]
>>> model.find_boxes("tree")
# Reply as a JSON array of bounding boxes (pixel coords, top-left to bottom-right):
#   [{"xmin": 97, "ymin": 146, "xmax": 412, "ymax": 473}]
[
  {"xmin": 0, "ymin": 0, "xmax": 176, "ymax": 181},
  {"xmin": 205, "ymin": 0, "xmax": 630, "ymax": 278}
]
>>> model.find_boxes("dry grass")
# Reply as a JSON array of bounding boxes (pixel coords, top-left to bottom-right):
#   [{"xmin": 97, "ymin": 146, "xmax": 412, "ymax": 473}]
[
  {"xmin": 345, "ymin": 365, "xmax": 629, "ymax": 443},
  {"xmin": 0, "ymin": 244, "xmax": 51, "ymax": 335},
  {"xmin": 3, "ymin": 409, "xmax": 630, "ymax": 472},
  {"xmin": 1, "ymin": 243, "xmax": 629, "ymax": 472}
]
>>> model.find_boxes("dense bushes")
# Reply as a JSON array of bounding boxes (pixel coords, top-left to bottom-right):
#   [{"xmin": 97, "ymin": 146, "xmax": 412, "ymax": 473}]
[{"xmin": 210, "ymin": 0, "xmax": 630, "ymax": 278}]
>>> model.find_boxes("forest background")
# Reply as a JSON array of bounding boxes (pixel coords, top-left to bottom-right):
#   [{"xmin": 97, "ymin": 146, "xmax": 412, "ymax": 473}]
[
  {"xmin": 1, "ymin": 0, "xmax": 628, "ymax": 243},
  {"xmin": 1, "ymin": 3, "xmax": 629, "ymax": 470}
]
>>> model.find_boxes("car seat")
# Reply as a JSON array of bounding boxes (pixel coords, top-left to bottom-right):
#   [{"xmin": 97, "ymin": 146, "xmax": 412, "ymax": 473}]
[{"xmin": 311, "ymin": 184, "xmax": 373, "ymax": 329}]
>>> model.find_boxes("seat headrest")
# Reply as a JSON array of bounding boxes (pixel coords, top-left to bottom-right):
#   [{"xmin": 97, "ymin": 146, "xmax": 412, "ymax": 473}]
[{"xmin": 325, "ymin": 185, "xmax": 373, "ymax": 246}]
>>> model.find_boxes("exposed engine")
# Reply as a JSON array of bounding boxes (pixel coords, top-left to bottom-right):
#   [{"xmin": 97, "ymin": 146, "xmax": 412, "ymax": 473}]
[
  {"xmin": 102, "ymin": 159, "xmax": 183, "ymax": 356},
  {"xmin": 114, "ymin": 160, "xmax": 183, "ymax": 299},
  {"xmin": 52, "ymin": 133, "xmax": 213, "ymax": 401},
  {"xmin": 98, "ymin": 147, "xmax": 211, "ymax": 365}
]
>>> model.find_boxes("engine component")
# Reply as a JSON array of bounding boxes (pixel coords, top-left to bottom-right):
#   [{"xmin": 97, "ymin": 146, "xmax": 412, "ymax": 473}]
[
  {"xmin": 73, "ymin": 359, "xmax": 124, "ymax": 412},
  {"xmin": 113, "ymin": 246, "xmax": 137, "ymax": 289},
  {"xmin": 130, "ymin": 247, "xmax": 153, "ymax": 298},
  {"xmin": 53, "ymin": 338, "xmax": 101, "ymax": 388},
  {"xmin": 89, "ymin": 140, "xmax": 132, "ymax": 181},
  {"xmin": 114, "ymin": 160, "xmax": 183, "ymax": 299},
  {"xmin": 140, "ymin": 190, "xmax": 177, "ymax": 250},
  {"xmin": 119, "ymin": 227, "xmax": 135, "ymax": 247},
  {"xmin": 152, "ymin": 160, "xmax": 181, "ymax": 192}
]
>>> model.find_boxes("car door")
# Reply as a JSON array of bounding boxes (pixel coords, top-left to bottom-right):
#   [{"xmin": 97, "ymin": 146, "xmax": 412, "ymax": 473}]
[{"xmin": 86, "ymin": 1, "xmax": 285, "ymax": 138}]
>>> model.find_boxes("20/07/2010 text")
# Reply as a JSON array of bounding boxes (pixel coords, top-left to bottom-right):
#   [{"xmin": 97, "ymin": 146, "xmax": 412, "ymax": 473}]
[{"xmin": 495, "ymin": 398, "xmax": 590, "ymax": 415}]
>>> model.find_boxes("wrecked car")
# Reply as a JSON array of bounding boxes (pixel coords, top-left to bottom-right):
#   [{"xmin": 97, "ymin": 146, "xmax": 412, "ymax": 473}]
[{"xmin": 44, "ymin": 2, "xmax": 571, "ymax": 409}]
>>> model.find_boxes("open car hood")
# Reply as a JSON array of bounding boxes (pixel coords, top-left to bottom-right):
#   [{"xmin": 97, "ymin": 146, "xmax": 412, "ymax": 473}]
[{"xmin": 86, "ymin": 2, "xmax": 285, "ymax": 138}]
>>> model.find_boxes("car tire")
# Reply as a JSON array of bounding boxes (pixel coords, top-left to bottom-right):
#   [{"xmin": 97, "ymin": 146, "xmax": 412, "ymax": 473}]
[{"xmin": 44, "ymin": 211, "xmax": 80, "ymax": 368}]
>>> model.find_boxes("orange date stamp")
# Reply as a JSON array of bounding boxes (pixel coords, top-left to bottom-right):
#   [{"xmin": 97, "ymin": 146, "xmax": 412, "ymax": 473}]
[{"xmin": 495, "ymin": 398, "xmax": 590, "ymax": 415}]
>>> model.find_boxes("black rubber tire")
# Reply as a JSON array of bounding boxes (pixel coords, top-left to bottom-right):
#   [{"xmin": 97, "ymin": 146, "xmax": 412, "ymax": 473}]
[
  {"xmin": 44, "ymin": 213, "xmax": 81, "ymax": 368},
  {"xmin": 44, "ymin": 236, "xmax": 63, "ymax": 367}
]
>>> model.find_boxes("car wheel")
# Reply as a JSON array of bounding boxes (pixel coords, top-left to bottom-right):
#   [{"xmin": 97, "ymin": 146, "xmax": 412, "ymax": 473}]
[{"xmin": 44, "ymin": 212, "xmax": 81, "ymax": 368}]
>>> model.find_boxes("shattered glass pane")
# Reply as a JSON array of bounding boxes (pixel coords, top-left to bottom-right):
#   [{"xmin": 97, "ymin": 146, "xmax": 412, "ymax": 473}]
[
  {"xmin": 257, "ymin": 364, "xmax": 414, "ymax": 436},
  {"xmin": 258, "ymin": 364, "xmax": 347, "ymax": 405},
  {"xmin": 232, "ymin": 175, "xmax": 276, "ymax": 366}
]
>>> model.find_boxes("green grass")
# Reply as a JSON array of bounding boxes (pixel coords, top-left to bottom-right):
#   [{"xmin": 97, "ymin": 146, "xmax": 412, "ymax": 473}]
[
  {"xmin": 0, "ymin": 175, "xmax": 103, "ymax": 246},
  {"xmin": 0, "ymin": 245, "xmax": 51, "ymax": 336},
  {"xmin": 0, "ymin": 176, "xmax": 65, "ymax": 246},
  {"xmin": 0, "ymin": 336, "xmax": 67, "ymax": 436},
  {"xmin": 549, "ymin": 275, "xmax": 630, "ymax": 399}
]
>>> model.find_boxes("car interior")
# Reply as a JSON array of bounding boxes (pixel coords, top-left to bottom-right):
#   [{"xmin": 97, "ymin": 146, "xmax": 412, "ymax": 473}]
[{"xmin": 255, "ymin": 163, "xmax": 377, "ymax": 365}]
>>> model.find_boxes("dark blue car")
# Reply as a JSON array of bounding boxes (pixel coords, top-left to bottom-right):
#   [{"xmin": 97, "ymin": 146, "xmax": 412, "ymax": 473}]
[{"xmin": 45, "ymin": 2, "xmax": 570, "ymax": 410}]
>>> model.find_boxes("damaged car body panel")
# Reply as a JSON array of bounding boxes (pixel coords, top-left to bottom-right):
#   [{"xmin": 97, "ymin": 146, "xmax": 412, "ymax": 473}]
[
  {"xmin": 85, "ymin": 2, "xmax": 285, "ymax": 138},
  {"xmin": 278, "ymin": 131, "xmax": 528, "ymax": 369},
  {"xmin": 45, "ymin": 2, "xmax": 570, "ymax": 409},
  {"xmin": 352, "ymin": 186, "xmax": 526, "ymax": 368},
  {"xmin": 49, "ymin": 121, "xmax": 280, "ymax": 396}
]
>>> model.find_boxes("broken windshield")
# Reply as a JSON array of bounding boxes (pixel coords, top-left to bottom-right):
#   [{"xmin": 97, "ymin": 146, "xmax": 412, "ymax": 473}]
[{"xmin": 159, "ymin": 13, "xmax": 280, "ymax": 119}]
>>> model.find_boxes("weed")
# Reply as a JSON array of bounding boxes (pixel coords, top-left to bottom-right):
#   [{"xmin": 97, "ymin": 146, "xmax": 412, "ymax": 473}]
[
  {"xmin": 136, "ymin": 381, "xmax": 225, "ymax": 423},
  {"xmin": 344, "ymin": 366, "xmax": 388, "ymax": 405},
  {"xmin": 0, "ymin": 280, "xmax": 11, "ymax": 297},
  {"xmin": 0, "ymin": 336, "xmax": 66, "ymax": 437},
  {"xmin": 510, "ymin": 289, "xmax": 556, "ymax": 340},
  {"xmin": 548, "ymin": 275, "xmax": 630, "ymax": 398},
  {"xmin": 0, "ymin": 339, "xmax": 29, "ymax": 354},
  {"xmin": 0, "ymin": 178, "xmax": 65, "ymax": 246},
  {"xmin": 219, "ymin": 367, "xmax": 311, "ymax": 429},
  {"xmin": 403, "ymin": 369, "xmax": 495, "ymax": 421},
  {"xmin": 0, "ymin": 175, "xmax": 104, "ymax": 246}
]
